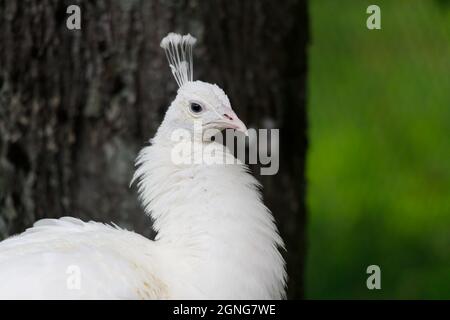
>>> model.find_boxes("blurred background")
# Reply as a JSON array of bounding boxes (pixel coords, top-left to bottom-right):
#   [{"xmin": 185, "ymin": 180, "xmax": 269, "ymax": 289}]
[
  {"xmin": 306, "ymin": 0, "xmax": 450, "ymax": 298},
  {"xmin": 0, "ymin": 0, "xmax": 449, "ymax": 299}
]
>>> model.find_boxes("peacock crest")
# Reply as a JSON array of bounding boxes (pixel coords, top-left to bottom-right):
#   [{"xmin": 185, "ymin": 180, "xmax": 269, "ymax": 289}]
[{"xmin": 160, "ymin": 33, "xmax": 197, "ymax": 87}]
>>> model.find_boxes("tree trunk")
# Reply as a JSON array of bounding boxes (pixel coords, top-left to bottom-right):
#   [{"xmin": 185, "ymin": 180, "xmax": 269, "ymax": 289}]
[{"xmin": 0, "ymin": 0, "xmax": 308, "ymax": 299}]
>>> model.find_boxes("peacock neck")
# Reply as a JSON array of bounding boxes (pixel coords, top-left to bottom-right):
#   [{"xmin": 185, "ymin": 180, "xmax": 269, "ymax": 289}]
[{"xmin": 132, "ymin": 139, "xmax": 286, "ymax": 299}]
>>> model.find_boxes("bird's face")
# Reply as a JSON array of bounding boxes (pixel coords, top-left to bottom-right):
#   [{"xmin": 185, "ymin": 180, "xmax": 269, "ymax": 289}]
[{"xmin": 163, "ymin": 81, "xmax": 247, "ymax": 141}]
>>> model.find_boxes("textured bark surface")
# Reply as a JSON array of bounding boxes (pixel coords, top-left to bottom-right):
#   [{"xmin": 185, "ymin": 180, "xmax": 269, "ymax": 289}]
[{"xmin": 0, "ymin": 0, "xmax": 308, "ymax": 298}]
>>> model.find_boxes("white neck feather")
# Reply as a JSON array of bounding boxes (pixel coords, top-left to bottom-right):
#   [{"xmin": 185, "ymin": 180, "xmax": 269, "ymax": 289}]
[{"xmin": 132, "ymin": 135, "xmax": 286, "ymax": 299}]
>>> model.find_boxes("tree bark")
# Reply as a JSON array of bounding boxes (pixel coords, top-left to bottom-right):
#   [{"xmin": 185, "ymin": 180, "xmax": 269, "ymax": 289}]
[{"xmin": 0, "ymin": 0, "xmax": 308, "ymax": 299}]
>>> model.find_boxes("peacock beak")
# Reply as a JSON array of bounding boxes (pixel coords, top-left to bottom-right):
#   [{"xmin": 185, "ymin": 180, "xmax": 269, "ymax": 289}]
[{"xmin": 222, "ymin": 110, "xmax": 248, "ymax": 136}]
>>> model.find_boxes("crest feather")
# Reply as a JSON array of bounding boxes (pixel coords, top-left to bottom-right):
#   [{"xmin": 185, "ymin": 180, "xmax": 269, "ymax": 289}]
[{"xmin": 160, "ymin": 33, "xmax": 197, "ymax": 87}]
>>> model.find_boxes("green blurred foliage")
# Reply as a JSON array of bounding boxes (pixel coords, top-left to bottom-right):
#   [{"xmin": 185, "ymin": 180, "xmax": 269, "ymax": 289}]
[{"xmin": 306, "ymin": 0, "xmax": 450, "ymax": 299}]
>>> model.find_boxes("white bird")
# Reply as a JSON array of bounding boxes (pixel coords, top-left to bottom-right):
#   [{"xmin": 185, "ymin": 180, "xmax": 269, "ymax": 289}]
[{"xmin": 0, "ymin": 33, "xmax": 286, "ymax": 300}]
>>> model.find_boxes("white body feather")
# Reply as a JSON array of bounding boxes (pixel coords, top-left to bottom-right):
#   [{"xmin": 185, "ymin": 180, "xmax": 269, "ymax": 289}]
[{"xmin": 0, "ymin": 141, "xmax": 286, "ymax": 299}]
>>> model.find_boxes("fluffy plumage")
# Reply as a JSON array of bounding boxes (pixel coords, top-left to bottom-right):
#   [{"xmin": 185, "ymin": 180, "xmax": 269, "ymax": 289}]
[{"xmin": 0, "ymin": 33, "xmax": 286, "ymax": 299}]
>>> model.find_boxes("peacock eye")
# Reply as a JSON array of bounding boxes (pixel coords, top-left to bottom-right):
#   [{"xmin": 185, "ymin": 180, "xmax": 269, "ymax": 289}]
[{"xmin": 190, "ymin": 103, "xmax": 203, "ymax": 114}]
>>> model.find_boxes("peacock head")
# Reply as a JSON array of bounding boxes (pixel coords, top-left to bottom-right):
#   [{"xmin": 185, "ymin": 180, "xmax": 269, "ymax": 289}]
[{"xmin": 158, "ymin": 33, "xmax": 247, "ymax": 141}]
